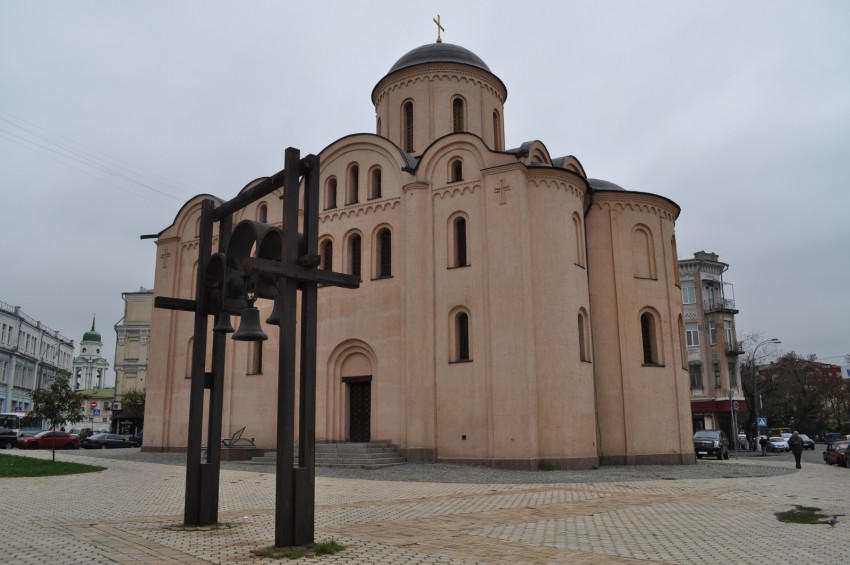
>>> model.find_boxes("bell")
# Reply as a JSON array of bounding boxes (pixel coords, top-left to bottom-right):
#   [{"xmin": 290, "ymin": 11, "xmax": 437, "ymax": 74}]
[
  {"xmin": 212, "ymin": 313, "xmax": 234, "ymax": 333},
  {"xmin": 232, "ymin": 305, "xmax": 268, "ymax": 341},
  {"xmin": 265, "ymin": 296, "xmax": 281, "ymax": 326}
]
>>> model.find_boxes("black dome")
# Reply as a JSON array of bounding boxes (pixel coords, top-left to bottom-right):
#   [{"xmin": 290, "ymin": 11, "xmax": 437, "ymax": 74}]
[
  {"xmin": 587, "ymin": 178, "xmax": 627, "ymax": 192},
  {"xmin": 387, "ymin": 43, "xmax": 491, "ymax": 74}
]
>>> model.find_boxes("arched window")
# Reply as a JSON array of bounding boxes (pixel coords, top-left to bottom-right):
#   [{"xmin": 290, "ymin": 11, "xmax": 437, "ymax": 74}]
[
  {"xmin": 672, "ymin": 236, "xmax": 680, "ymax": 286},
  {"xmin": 376, "ymin": 117, "xmax": 381, "ymax": 136},
  {"xmin": 346, "ymin": 164, "xmax": 359, "ymax": 205},
  {"xmin": 369, "ymin": 167, "xmax": 382, "ymax": 199},
  {"xmin": 403, "ymin": 100, "xmax": 414, "ymax": 152},
  {"xmin": 632, "ymin": 225, "xmax": 656, "ymax": 279},
  {"xmin": 678, "ymin": 314, "xmax": 687, "ymax": 370},
  {"xmin": 257, "ymin": 202, "xmax": 267, "ymax": 224},
  {"xmin": 451, "ymin": 216, "xmax": 468, "ymax": 267},
  {"xmin": 578, "ymin": 308, "xmax": 590, "ymax": 362},
  {"xmin": 320, "ymin": 239, "xmax": 333, "ymax": 270},
  {"xmin": 492, "ymin": 110, "xmax": 502, "ymax": 150},
  {"xmin": 376, "ymin": 228, "xmax": 392, "ymax": 278},
  {"xmin": 572, "ymin": 212, "xmax": 585, "ymax": 267},
  {"xmin": 454, "ymin": 311, "xmax": 471, "ymax": 361},
  {"xmin": 450, "ymin": 159, "xmax": 463, "ymax": 183},
  {"xmin": 347, "ymin": 234, "xmax": 361, "ymax": 278},
  {"xmin": 194, "ymin": 216, "xmax": 201, "ymax": 238},
  {"xmin": 452, "ymin": 97, "xmax": 465, "ymax": 132},
  {"xmin": 640, "ymin": 311, "xmax": 662, "ymax": 365},
  {"xmin": 325, "ymin": 178, "xmax": 337, "ymax": 210}
]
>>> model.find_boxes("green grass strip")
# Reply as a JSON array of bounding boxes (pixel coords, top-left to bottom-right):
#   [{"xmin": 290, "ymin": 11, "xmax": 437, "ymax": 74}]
[{"xmin": 0, "ymin": 452, "xmax": 106, "ymax": 477}]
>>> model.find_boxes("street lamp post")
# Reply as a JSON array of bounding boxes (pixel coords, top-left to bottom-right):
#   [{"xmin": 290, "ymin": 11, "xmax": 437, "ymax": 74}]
[{"xmin": 751, "ymin": 338, "xmax": 781, "ymax": 441}]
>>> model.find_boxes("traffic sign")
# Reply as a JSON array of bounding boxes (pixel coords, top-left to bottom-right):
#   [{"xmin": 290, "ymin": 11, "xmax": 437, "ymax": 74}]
[
  {"xmin": 90, "ymin": 401, "xmax": 98, "ymax": 409},
  {"xmin": 93, "ymin": 409, "xmax": 101, "ymax": 417},
  {"xmin": 757, "ymin": 417, "xmax": 767, "ymax": 427},
  {"xmin": 733, "ymin": 401, "xmax": 739, "ymax": 411}
]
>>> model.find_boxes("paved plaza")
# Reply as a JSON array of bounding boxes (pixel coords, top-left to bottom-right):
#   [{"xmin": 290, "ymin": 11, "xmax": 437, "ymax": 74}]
[{"xmin": 3, "ymin": 448, "xmax": 849, "ymax": 564}]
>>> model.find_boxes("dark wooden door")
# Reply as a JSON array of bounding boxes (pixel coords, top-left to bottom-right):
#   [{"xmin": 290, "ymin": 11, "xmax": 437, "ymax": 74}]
[{"xmin": 349, "ymin": 381, "xmax": 371, "ymax": 442}]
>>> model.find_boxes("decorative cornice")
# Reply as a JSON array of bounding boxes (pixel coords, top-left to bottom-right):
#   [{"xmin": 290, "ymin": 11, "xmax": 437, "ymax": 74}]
[
  {"xmin": 527, "ymin": 176, "xmax": 585, "ymax": 200},
  {"xmin": 374, "ymin": 66, "xmax": 505, "ymax": 107},
  {"xmin": 590, "ymin": 193, "xmax": 678, "ymax": 223},
  {"xmin": 433, "ymin": 182, "xmax": 480, "ymax": 200},
  {"xmin": 319, "ymin": 197, "xmax": 401, "ymax": 223}
]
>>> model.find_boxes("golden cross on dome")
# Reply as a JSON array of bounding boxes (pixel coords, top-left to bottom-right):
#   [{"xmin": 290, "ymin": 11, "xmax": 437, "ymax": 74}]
[{"xmin": 433, "ymin": 15, "xmax": 445, "ymax": 43}]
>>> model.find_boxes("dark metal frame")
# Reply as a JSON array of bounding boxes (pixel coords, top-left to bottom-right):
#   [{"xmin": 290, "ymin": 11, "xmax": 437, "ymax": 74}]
[{"xmin": 155, "ymin": 147, "xmax": 359, "ymax": 547}]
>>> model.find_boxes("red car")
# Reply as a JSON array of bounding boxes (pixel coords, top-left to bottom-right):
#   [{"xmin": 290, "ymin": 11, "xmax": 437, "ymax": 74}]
[
  {"xmin": 823, "ymin": 440, "xmax": 850, "ymax": 467},
  {"xmin": 16, "ymin": 430, "xmax": 79, "ymax": 450}
]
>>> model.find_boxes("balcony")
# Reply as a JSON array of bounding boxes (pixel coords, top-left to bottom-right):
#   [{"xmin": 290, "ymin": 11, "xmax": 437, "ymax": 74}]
[
  {"xmin": 703, "ymin": 297, "xmax": 738, "ymax": 314},
  {"xmin": 726, "ymin": 340, "xmax": 745, "ymax": 356}
]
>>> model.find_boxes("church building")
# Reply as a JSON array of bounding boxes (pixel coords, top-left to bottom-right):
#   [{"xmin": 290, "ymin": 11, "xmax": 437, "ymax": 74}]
[{"xmin": 144, "ymin": 38, "xmax": 695, "ymax": 468}]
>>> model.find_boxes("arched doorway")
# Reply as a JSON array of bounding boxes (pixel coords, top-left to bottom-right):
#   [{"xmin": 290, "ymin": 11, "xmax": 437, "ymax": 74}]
[{"xmin": 345, "ymin": 377, "xmax": 371, "ymax": 442}]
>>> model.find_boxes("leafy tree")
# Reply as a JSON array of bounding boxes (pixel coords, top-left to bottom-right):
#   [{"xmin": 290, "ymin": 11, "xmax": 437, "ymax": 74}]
[
  {"xmin": 25, "ymin": 374, "xmax": 85, "ymax": 461},
  {"xmin": 121, "ymin": 388, "xmax": 146, "ymax": 413}
]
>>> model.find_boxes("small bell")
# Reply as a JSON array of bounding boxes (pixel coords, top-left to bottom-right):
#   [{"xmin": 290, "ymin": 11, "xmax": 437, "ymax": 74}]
[
  {"xmin": 232, "ymin": 302, "xmax": 268, "ymax": 341},
  {"xmin": 265, "ymin": 296, "xmax": 281, "ymax": 326},
  {"xmin": 213, "ymin": 313, "xmax": 234, "ymax": 333}
]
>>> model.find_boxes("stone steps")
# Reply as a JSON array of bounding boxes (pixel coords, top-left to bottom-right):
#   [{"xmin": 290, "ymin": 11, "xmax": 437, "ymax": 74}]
[{"xmin": 248, "ymin": 441, "xmax": 406, "ymax": 468}]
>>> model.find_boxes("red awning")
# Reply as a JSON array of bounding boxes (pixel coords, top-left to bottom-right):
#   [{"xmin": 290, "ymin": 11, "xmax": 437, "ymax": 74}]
[{"xmin": 691, "ymin": 400, "xmax": 733, "ymax": 413}]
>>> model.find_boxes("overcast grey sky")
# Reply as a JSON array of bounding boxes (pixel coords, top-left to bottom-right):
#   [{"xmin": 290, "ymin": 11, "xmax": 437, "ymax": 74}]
[{"xmin": 2, "ymin": 1, "xmax": 848, "ymax": 384}]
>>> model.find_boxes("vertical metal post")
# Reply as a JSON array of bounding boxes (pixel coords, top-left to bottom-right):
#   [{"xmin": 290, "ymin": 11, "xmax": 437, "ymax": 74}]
[
  {"xmin": 199, "ymin": 214, "xmax": 232, "ymax": 524},
  {"xmin": 296, "ymin": 153, "xmax": 320, "ymax": 544},
  {"xmin": 275, "ymin": 148, "xmax": 302, "ymax": 548},
  {"xmin": 185, "ymin": 199, "xmax": 214, "ymax": 526}
]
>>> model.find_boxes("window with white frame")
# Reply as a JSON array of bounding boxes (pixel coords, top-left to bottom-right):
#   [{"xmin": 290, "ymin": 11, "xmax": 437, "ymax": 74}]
[
  {"xmin": 685, "ymin": 323, "xmax": 700, "ymax": 347},
  {"xmin": 681, "ymin": 281, "xmax": 696, "ymax": 304},
  {"xmin": 709, "ymin": 321, "xmax": 717, "ymax": 345},
  {"xmin": 724, "ymin": 320, "xmax": 733, "ymax": 347}
]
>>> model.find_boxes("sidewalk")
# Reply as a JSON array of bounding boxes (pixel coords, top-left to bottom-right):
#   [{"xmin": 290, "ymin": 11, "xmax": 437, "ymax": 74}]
[{"xmin": 3, "ymin": 449, "xmax": 849, "ymax": 564}]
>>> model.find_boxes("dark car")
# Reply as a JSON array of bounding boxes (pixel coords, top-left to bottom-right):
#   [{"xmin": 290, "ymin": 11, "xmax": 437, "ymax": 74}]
[
  {"xmin": 799, "ymin": 434, "xmax": 816, "ymax": 450},
  {"xmin": 693, "ymin": 430, "xmax": 730, "ymax": 460},
  {"xmin": 80, "ymin": 433, "xmax": 135, "ymax": 449},
  {"xmin": 17, "ymin": 430, "xmax": 80, "ymax": 450},
  {"xmin": 129, "ymin": 431, "xmax": 143, "ymax": 447},
  {"xmin": 0, "ymin": 427, "xmax": 17, "ymax": 450},
  {"xmin": 823, "ymin": 440, "xmax": 850, "ymax": 467}
]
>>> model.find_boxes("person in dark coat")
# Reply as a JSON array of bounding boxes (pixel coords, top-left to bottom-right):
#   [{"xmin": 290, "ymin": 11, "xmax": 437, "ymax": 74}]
[
  {"xmin": 788, "ymin": 430, "xmax": 804, "ymax": 469},
  {"xmin": 759, "ymin": 435, "xmax": 768, "ymax": 456}
]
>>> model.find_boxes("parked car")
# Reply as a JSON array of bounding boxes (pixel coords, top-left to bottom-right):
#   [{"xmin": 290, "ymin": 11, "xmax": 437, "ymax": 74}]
[
  {"xmin": 80, "ymin": 433, "xmax": 135, "ymax": 449},
  {"xmin": 693, "ymin": 430, "xmax": 730, "ymax": 460},
  {"xmin": 799, "ymin": 434, "xmax": 816, "ymax": 450},
  {"xmin": 824, "ymin": 441, "xmax": 850, "ymax": 466},
  {"xmin": 768, "ymin": 437, "xmax": 790, "ymax": 452},
  {"xmin": 16, "ymin": 430, "xmax": 80, "ymax": 450},
  {"xmin": 737, "ymin": 433, "xmax": 749, "ymax": 450},
  {"xmin": 0, "ymin": 427, "xmax": 17, "ymax": 449},
  {"xmin": 823, "ymin": 432, "xmax": 843, "ymax": 443},
  {"xmin": 129, "ymin": 431, "xmax": 143, "ymax": 447}
]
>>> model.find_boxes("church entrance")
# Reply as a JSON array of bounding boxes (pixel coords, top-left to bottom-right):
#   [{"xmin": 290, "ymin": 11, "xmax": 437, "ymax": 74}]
[{"xmin": 347, "ymin": 379, "xmax": 371, "ymax": 442}]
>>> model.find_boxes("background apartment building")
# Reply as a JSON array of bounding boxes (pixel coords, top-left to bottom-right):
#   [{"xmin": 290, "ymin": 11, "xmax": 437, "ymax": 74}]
[
  {"xmin": 112, "ymin": 288, "xmax": 152, "ymax": 434},
  {"xmin": 679, "ymin": 252, "xmax": 744, "ymax": 437},
  {"xmin": 0, "ymin": 301, "xmax": 74, "ymax": 413}
]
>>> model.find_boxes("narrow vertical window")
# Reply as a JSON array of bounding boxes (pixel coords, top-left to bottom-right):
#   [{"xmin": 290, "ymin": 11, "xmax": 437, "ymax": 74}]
[
  {"xmin": 377, "ymin": 228, "xmax": 392, "ymax": 278},
  {"xmin": 325, "ymin": 178, "xmax": 337, "ymax": 210},
  {"xmin": 370, "ymin": 167, "xmax": 382, "ymax": 199},
  {"xmin": 347, "ymin": 165, "xmax": 359, "ymax": 205},
  {"xmin": 709, "ymin": 321, "xmax": 717, "ymax": 345},
  {"xmin": 376, "ymin": 117, "xmax": 381, "ymax": 136},
  {"xmin": 349, "ymin": 234, "xmax": 361, "ymax": 278},
  {"xmin": 640, "ymin": 312, "xmax": 658, "ymax": 365},
  {"xmin": 257, "ymin": 202, "xmax": 267, "ymax": 224},
  {"xmin": 403, "ymin": 101, "xmax": 414, "ymax": 152},
  {"xmin": 578, "ymin": 310, "xmax": 589, "ymax": 362},
  {"xmin": 689, "ymin": 363, "xmax": 703, "ymax": 389},
  {"xmin": 572, "ymin": 212, "xmax": 585, "ymax": 267},
  {"xmin": 456, "ymin": 312, "xmax": 470, "ymax": 361},
  {"xmin": 452, "ymin": 98, "xmax": 464, "ymax": 132},
  {"xmin": 492, "ymin": 110, "xmax": 502, "ymax": 150},
  {"xmin": 320, "ymin": 240, "xmax": 333, "ymax": 270},
  {"xmin": 450, "ymin": 159, "xmax": 463, "ymax": 182},
  {"xmin": 453, "ymin": 217, "xmax": 468, "ymax": 267},
  {"xmin": 728, "ymin": 361, "xmax": 737, "ymax": 387}
]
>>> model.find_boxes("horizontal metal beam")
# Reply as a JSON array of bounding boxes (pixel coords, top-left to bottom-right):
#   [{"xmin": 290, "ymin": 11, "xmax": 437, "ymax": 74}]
[
  {"xmin": 249, "ymin": 258, "xmax": 360, "ymax": 289},
  {"xmin": 213, "ymin": 169, "xmax": 286, "ymax": 222}
]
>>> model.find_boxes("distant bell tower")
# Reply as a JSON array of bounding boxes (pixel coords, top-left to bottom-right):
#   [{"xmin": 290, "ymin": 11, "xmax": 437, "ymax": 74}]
[{"xmin": 71, "ymin": 316, "xmax": 110, "ymax": 390}]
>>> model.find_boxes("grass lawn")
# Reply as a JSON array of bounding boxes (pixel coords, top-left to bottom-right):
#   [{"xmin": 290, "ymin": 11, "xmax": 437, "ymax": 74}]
[{"xmin": 0, "ymin": 452, "xmax": 106, "ymax": 477}]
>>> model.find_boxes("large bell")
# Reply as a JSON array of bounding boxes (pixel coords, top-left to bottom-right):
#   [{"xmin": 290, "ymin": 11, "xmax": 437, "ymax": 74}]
[
  {"xmin": 232, "ymin": 305, "xmax": 268, "ymax": 341},
  {"xmin": 212, "ymin": 313, "xmax": 234, "ymax": 333},
  {"xmin": 265, "ymin": 296, "xmax": 281, "ymax": 326}
]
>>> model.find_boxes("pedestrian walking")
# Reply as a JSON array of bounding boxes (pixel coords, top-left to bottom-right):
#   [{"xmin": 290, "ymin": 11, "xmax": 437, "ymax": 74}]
[
  {"xmin": 759, "ymin": 435, "xmax": 768, "ymax": 456},
  {"xmin": 788, "ymin": 430, "xmax": 804, "ymax": 469}
]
